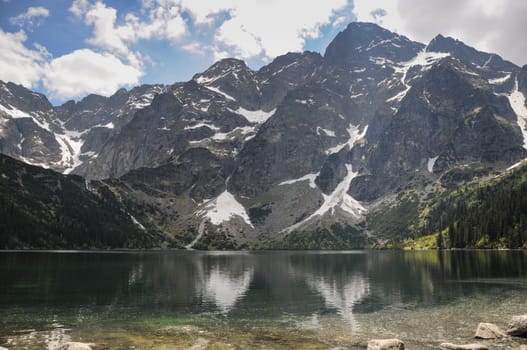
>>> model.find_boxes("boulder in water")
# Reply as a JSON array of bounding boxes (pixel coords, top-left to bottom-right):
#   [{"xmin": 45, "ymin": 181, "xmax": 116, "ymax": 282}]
[
  {"xmin": 367, "ymin": 339, "xmax": 405, "ymax": 350},
  {"xmin": 475, "ymin": 322, "xmax": 507, "ymax": 339},
  {"xmin": 507, "ymin": 315, "xmax": 527, "ymax": 337}
]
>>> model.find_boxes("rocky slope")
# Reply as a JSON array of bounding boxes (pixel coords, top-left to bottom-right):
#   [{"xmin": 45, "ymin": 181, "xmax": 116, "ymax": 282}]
[
  {"xmin": 1, "ymin": 22, "xmax": 527, "ymax": 249},
  {"xmin": 0, "ymin": 154, "xmax": 168, "ymax": 249},
  {"xmin": 0, "ymin": 81, "xmax": 166, "ymax": 174}
]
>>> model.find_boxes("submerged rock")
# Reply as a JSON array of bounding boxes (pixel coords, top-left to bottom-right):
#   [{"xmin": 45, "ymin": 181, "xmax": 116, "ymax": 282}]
[
  {"xmin": 439, "ymin": 343, "xmax": 488, "ymax": 350},
  {"xmin": 188, "ymin": 337, "xmax": 209, "ymax": 350},
  {"xmin": 507, "ymin": 315, "xmax": 527, "ymax": 337},
  {"xmin": 475, "ymin": 322, "xmax": 507, "ymax": 339},
  {"xmin": 54, "ymin": 343, "xmax": 93, "ymax": 350},
  {"xmin": 367, "ymin": 339, "xmax": 404, "ymax": 350},
  {"xmin": 0, "ymin": 346, "xmax": 8, "ymax": 350}
]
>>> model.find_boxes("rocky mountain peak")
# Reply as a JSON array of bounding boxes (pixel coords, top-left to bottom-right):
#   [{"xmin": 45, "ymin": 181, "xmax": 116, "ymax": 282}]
[
  {"xmin": 258, "ymin": 51, "xmax": 322, "ymax": 76},
  {"xmin": 426, "ymin": 34, "xmax": 517, "ymax": 77},
  {"xmin": 0, "ymin": 80, "xmax": 53, "ymax": 113},
  {"xmin": 193, "ymin": 58, "xmax": 253, "ymax": 84},
  {"xmin": 324, "ymin": 22, "xmax": 424, "ymax": 66}
]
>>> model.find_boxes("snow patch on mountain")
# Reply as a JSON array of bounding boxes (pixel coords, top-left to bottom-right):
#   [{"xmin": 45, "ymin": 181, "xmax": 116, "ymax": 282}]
[
  {"xmin": 427, "ymin": 156, "xmax": 439, "ymax": 173},
  {"xmin": 194, "ymin": 64, "xmax": 247, "ymax": 86},
  {"xmin": 488, "ymin": 74, "xmax": 511, "ymax": 85},
  {"xmin": 56, "ymin": 132, "xmax": 84, "ymax": 174},
  {"xmin": 316, "ymin": 127, "xmax": 336, "ymax": 137},
  {"xmin": 99, "ymin": 122, "xmax": 114, "ymax": 129},
  {"xmin": 184, "ymin": 122, "xmax": 220, "ymax": 131},
  {"xmin": 387, "ymin": 51, "xmax": 450, "ymax": 103},
  {"xmin": 0, "ymin": 103, "xmax": 52, "ymax": 132},
  {"xmin": 19, "ymin": 156, "xmax": 50, "ymax": 169},
  {"xmin": 326, "ymin": 124, "xmax": 368, "ymax": 155},
  {"xmin": 212, "ymin": 126, "xmax": 255, "ymax": 141},
  {"xmin": 279, "ymin": 173, "xmax": 319, "ymax": 189},
  {"xmin": 271, "ymin": 61, "xmax": 298, "ymax": 76},
  {"xmin": 285, "ymin": 164, "xmax": 366, "ymax": 232},
  {"xmin": 198, "ymin": 190, "xmax": 253, "ymax": 227},
  {"xmin": 508, "ymin": 79, "xmax": 527, "ymax": 150},
  {"xmin": 0, "ymin": 101, "xmax": 110, "ymax": 173},
  {"xmin": 126, "ymin": 86, "xmax": 166, "ymax": 110},
  {"xmin": 129, "ymin": 214, "xmax": 146, "ymax": 231},
  {"xmin": 203, "ymin": 86, "xmax": 236, "ymax": 101},
  {"xmin": 233, "ymin": 107, "xmax": 276, "ymax": 124},
  {"xmin": 285, "ymin": 127, "xmax": 368, "ymax": 232}
]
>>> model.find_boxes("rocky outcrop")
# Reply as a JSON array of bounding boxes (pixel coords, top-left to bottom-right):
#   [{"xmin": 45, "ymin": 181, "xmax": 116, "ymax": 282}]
[
  {"xmin": 507, "ymin": 315, "xmax": 527, "ymax": 337},
  {"xmin": 439, "ymin": 343, "xmax": 488, "ymax": 350},
  {"xmin": 475, "ymin": 322, "xmax": 507, "ymax": 339},
  {"xmin": 367, "ymin": 339, "xmax": 404, "ymax": 350},
  {"xmin": 54, "ymin": 342, "xmax": 93, "ymax": 350}
]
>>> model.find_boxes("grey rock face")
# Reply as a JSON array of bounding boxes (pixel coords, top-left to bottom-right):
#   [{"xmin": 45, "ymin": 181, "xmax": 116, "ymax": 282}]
[
  {"xmin": 507, "ymin": 315, "xmax": 527, "ymax": 337},
  {"xmin": 2, "ymin": 22, "xmax": 527, "ymax": 245},
  {"xmin": 360, "ymin": 58, "xmax": 524, "ymax": 200},
  {"xmin": 324, "ymin": 22, "xmax": 423, "ymax": 67},
  {"xmin": 0, "ymin": 80, "xmax": 167, "ymax": 174},
  {"xmin": 427, "ymin": 34, "xmax": 517, "ymax": 82}
]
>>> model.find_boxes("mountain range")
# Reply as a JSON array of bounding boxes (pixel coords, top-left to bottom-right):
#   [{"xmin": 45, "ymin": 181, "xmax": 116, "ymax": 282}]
[{"xmin": 1, "ymin": 22, "xmax": 527, "ymax": 249}]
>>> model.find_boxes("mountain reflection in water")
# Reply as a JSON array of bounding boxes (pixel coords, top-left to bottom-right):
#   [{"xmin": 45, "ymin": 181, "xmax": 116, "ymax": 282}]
[{"xmin": 0, "ymin": 250, "xmax": 526, "ymax": 349}]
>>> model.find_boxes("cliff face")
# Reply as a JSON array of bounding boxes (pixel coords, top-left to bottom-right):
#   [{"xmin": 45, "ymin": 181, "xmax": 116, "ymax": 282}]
[{"xmin": 1, "ymin": 22, "xmax": 526, "ymax": 249}]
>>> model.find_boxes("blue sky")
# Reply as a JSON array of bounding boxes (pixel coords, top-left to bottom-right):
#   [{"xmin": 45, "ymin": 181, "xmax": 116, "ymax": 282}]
[{"xmin": 1, "ymin": 0, "xmax": 526, "ymax": 105}]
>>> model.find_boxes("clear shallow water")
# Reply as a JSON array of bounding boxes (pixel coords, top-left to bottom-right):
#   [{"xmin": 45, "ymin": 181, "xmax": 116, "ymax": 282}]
[{"xmin": 0, "ymin": 250, "xmax": 526, "ymax": 349}]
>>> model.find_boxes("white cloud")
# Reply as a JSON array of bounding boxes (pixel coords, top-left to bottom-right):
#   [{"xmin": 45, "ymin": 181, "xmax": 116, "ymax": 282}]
[
  {"xmin": 182, "ymin": 41, "xmax": 206, "ymax": 55},
  {"xmin": 333, "ymin": 15, "xmax": 349, "ymax": 28},
  {"xmin": 212, "ymin": 46, "xmax": 230, "ymax": 62},
  {"xmin": 176, "ymin": 0, "xmax": 231, "ymax": 25},
  {"xmin": 73, "ymin": 0, "xmax": 187, "ymax": 64},
  {"xmin": 352, "ymin": 0, "xmax": 527, "ymax": 65},
  {"xmin": 69, "ymin": 0, "xmax": 353, "ymax": 72},
  {"xmin": 42, "ymin": 49, "xmax": 143, "ymax": 99},
  {"xmin": 84, "ymin": 2, "xmax": 130, "ymax": 56},
  {"xmin": 0, "ymin": 28, "xmax": 45, "ymax": 88},
  {"xmin": 177, "ymin": 0, "xmax": 350, "ymax": 60},
  {"xmin": 69, "ymin": 0, "xmax": 89, "ymax": 17},
  {"xmin": 9, "ymin": 6, "xmax": 50, "ymax": 29},
  {"xmin": 121, "ymin": 5, "xmax": 186, "ymax": 42}
]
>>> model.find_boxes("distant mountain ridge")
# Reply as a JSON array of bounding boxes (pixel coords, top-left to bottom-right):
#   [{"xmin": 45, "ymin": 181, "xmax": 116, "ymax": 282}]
[{"xmin": 1, "ymin": 22, "xmax": 527, "ymax": 249}]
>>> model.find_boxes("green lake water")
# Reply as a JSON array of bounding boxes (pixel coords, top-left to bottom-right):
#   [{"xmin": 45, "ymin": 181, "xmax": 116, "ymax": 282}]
[{"xmin": 0, "ymin": 250, "xmax": 526, "ymax": 349}]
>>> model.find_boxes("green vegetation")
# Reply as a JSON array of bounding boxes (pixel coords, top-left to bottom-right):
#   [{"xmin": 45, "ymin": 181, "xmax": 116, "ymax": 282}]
[
  {"xmin": 256, "ymin": 223, "xmax": 372, "ymax": 250},
  {"xmin": 417, "ymin": 165, "xmax": 527, "ymax": 249},
  {"xmin": 0, "ymin": 155, "xmax": 164, "ymax": 249},
  {"xmin": 386, "ymin": 231, "xmax": 449, "ymax": 250},
  {"xmin": 366, "ymin": 195, "xmax": 420, "ymax": 241},
  {"xmin": 192, "ymin": 228, "xmax": 239, "ymax": 250},
  {"xmin": 439, "ymin": 163, "xmax": 491, "ymax": 189},
  {"xmin": 248, "ymin": 204, "xmax": 272, "ymax": 225}
]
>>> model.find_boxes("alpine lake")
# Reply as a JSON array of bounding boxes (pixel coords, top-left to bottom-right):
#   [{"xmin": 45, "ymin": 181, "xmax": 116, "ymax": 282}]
[{"xmin": 1, "ymin": 250, "xmax": 526, "ymax": 349}]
